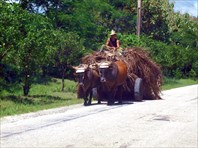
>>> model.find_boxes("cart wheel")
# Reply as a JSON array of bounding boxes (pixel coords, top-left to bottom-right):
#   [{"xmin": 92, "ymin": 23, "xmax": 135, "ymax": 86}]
[
  {"xmin": 92, "ymin": 88, "xmax": 97, "ymax": 99},
  {"xmin": 134, "ymin": 78, "xmax": 143, "ymax": 101}
]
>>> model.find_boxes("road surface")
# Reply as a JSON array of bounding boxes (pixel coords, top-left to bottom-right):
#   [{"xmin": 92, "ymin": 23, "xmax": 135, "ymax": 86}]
[{"xmin": 1, "ymin": 85, "xmax": 198, "ymax": 147}]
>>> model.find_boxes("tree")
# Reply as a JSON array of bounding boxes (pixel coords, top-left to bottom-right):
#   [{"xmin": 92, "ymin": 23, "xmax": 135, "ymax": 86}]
[
  {"xmin": 0, "ymin": 2, "xmax": 57, "ymax": 95},
  {"xmin": 141, "ymin": 0, "xmax": 174, "ymax": 41},
  {"xmin": 53, "ymin": 31, "xmax": 84, "ymax": 91},
  {"xmin": 17, "ymin": 13, "xmax": 57, "ymax": 95},
  {"xmin": 0, "ymin": 2, "xmax": 21, "ymax": 64},
  {"xmin": 17, "ymin": 0, "xmax": 137, "ymax": 49},
  {"xmin": 0, "ymin": 2, "xmax": 29, "ymax": 82},
  {"xmin": 170, "ymin": 13, "xmax": 198, "ymax": 49}
]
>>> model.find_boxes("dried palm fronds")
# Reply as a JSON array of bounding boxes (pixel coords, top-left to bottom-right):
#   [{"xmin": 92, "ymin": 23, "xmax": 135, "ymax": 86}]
[
  {"xmin": 123, "ymin": 47, "xmax": 162, "ymax": 99},
  {"xmin": 80, "ymin": 47, "xmax": 162, "ymax": 100}
]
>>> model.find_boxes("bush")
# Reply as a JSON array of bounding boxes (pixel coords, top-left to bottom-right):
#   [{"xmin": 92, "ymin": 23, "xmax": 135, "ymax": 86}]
[
  {"xmin": 120, "ymin": 34, "xmax": 145, "ymax": 47},
  {"xmin": 188, "ymin": 69, "xmax": 196, "ymax": 79},
  {"xmin": 120, "ymin": 34, "xmax": 198, "ymax": 78}
]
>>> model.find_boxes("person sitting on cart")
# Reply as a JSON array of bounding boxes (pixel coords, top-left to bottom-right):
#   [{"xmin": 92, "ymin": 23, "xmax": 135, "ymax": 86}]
[{"xmin": 100, "ymin": 30, "xmax": 122, "ymax": 53}]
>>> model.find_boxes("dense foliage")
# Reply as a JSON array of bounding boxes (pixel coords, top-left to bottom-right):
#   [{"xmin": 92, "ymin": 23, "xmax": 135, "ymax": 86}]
[
  {"xmin": 120, "ymin": 34, "xmax": 198, "ymax": 78},
  {"xmin": 0, "ymin": 0, "xmax": 198, "ymax": 95}
]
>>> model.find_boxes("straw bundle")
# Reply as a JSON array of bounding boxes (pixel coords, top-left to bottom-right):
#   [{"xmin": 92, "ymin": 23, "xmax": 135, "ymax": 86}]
[{"xmin": 80, "ymin": 47, "xmax": 162, "ymax": 100}]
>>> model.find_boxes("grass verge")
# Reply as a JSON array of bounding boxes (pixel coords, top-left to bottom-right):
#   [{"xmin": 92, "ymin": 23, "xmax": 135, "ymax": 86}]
[
  {"xmin": 162, "ymin": 77, "xmax": 198, "ymax": 90},
  {"xmin": 0, "ymin": 78, "xmax": 83, "ymax": 118},
  {"xmin": 0, "ymin": 77, "xmax": 197, "ymax": 117}
]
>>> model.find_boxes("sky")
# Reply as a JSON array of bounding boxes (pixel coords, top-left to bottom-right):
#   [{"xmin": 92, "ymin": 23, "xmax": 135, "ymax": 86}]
[{"xmin": 169, "ymin": 0, "xmax": 198, "ymax": 17}]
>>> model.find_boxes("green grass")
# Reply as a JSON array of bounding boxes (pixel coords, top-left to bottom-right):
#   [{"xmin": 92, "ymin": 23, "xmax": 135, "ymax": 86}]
[
  {"xmin": 0, "ymin": 77, "xmax": 197, "ymax": 118},
  {"xmin": 162, "ymin": 77, "xmax": 198, "ymax": 90},
  {"xmin": 0, "ymin": 78, "xmax": 83, "ymax": 118}
]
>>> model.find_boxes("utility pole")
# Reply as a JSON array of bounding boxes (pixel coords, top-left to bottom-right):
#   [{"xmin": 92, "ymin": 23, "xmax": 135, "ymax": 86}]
[{"xmin": 137, "ymin": 0, "xmax": 142, "ymax": 37}]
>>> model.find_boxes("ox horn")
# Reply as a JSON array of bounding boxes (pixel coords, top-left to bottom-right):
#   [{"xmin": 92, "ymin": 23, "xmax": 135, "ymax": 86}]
[
  {"xmin": 89, "ymin": 64, "xmax": 94, "ymax": 69},
  {"xmin": 105, "ymin": 61, "xmax": 111, "ymax": 65},
  {"xmin": 82, "ymin": 64, "xmax": 88, "ymax": 69},
  {"xmin": 95, "ymin": 62, "xmax": 101, "ymax": 66},
  {"xmin": 89, "ymin": 64, "xmax": 97, "ymax": 69},
  {"xmin": 101, "ymin": 61, "xmax": 111, "ymax": 66},
  {"xmin": 78, "ymin": 64, "xmax": 88, "ymax": 69},
  {"xmin": 72, "ymin": 66, "xmax": 79, "ymax": 70}
]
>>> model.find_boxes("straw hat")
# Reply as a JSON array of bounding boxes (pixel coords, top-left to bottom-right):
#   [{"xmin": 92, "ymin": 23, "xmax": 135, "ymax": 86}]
[{"xmin": 110, "ymin": 30, "xmax": 116, "ymax": 36}]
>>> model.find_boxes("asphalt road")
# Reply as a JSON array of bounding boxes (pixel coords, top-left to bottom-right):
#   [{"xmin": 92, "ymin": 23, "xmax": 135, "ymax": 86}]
[{"xmin": 1, "ymin": 85, "xmax": 198, "ymax": 148}]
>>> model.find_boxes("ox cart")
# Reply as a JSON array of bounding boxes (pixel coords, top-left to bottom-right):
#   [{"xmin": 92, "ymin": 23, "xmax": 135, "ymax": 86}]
[{"xmin": 73, "ymin": 47, "xmax": 162, "ymax": 106}]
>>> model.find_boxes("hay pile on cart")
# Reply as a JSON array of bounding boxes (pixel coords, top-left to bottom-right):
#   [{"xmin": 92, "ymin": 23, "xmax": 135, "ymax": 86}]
[{"xmin": 74, "ymin": 47, "xmax": 162, "ymax": 105}]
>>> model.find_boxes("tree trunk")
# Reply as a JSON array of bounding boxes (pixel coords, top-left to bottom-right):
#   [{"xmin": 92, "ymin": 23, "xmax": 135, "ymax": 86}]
[
  {"xmin": 42, "ymin": 66, "xmax": 47, "ymax": 78},
  {"xmin": 0, "ymin": 63, "xmax": 3, "ymax": 77},
  {"xmin": 23, "ymin": 63, "xmax": 31, "ymax": 96},
  {"xmin": 61, "ymin": 75, "xmax": 65, "ymax": 92},
  {"xmin": 23, "ymin": 74, "xmax": 30, "ymax": 96},
  {"xmin": 61, "ymin": 64, "xmax": 67, "ymax": 92}
]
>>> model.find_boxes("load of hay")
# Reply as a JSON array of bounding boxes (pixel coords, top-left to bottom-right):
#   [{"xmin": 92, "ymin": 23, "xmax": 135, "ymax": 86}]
[{"xmin": 80, "ymin": 47, "xmax": 162, "ymax": 100}]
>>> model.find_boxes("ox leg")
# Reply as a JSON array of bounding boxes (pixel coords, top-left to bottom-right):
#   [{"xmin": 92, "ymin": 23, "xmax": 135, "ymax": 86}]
[
  {"xmin": 107, "ymin": 89, "xmax": 117, "ymax": 105},
  {"xmin": 118, "ymin": 86, "xmax": 123, "ymax": 104},
  {"xmin": 84, "ymin": 97, "xmax": 88, "ymax": 106},
  {"xmin": 107, "ymin": 92, "xmax": 112, "ymax": 105},
  {"xmin": 87, "ymin": 90, "xmax": 92, "ymax": 105},
  {"xmin": 107, "ymin": 96, "xmax": 115, "ymax": 105},
  {"xmin": 96, "ymin": 89, "xmax": 101, "ymax": 104},
  {"xmin": 84, "ymin": 91, "xmax": 89, "ymax": 106},
  {"xmin": 107, "ymin": 100, "xmax": 114, "ymax": 105}
]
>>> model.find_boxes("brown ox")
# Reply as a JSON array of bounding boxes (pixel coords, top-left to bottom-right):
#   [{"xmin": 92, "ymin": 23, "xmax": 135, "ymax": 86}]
[
  {"xmin": 98, "ymin": 60, "xmax": 127, "ymax": 105},
  {"xmin": 74, "ymin": 64, "xmax": 100, "ymax": 106}
]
